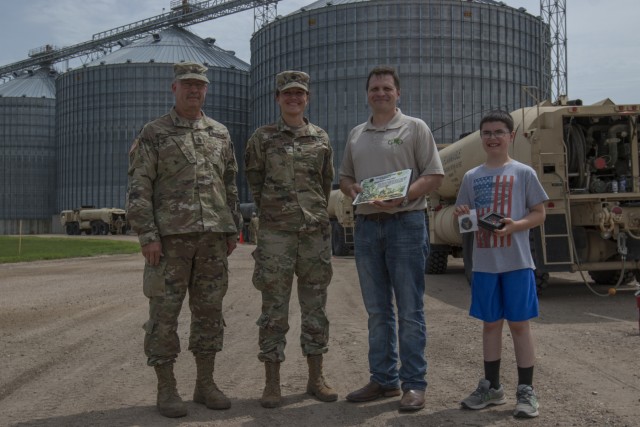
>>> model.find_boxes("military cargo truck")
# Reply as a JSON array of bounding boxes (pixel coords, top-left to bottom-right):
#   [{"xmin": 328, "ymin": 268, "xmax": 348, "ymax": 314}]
[
  {"xmin": 328, "ymin": 189, "xmax": 355, "ymax": 256},
  {"xmin": 59, "ymin": 207, "xmax": 127, "ymax": 236},
  {"xmin": 427, "ymin": 99, "xmax": 640, "ymax": 287},
  {"xmin": 239, "ymin": 202, "xmax": 257, "ymax": 243}
]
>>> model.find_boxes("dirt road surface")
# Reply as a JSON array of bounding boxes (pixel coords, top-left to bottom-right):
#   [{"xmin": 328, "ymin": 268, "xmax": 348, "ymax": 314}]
[{"xmin": 1, "ymin": 239, "xmax": 639, "ymax": 427}]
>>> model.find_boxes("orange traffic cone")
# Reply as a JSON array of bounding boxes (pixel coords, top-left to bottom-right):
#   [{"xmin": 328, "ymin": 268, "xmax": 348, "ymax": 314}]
[{"xmin": 239, "ymin": 231, "xmax": 245, "ymax": 244}]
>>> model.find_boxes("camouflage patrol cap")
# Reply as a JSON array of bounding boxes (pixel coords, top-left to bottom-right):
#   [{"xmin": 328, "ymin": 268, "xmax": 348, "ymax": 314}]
[
  {"xmin": 174, "ymin": 61, "xmax": 210, "ymax": 83},
  {"xmin": 276, "ymin": 70, "xmax": 310, "ymax": 92}
]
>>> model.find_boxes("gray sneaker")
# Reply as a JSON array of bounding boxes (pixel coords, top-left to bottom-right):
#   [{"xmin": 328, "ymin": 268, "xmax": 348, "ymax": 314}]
[
  {"xmin": 514, "ymin": 384, "xmax": 539, "ymax": 418},
  {"xmin": 460, "ymin": 378, "xmax": 507, "ymax": 409}
]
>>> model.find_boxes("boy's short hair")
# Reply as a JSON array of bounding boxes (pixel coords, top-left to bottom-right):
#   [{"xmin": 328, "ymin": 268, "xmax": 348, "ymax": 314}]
[{"xmin": 480, "ymin": 109, "xmax": 514, "ymax": 132}]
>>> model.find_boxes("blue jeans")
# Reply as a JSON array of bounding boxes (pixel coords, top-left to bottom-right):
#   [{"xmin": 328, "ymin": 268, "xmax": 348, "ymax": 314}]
[{"xmin": 354, "ymin": 210, "xmax": 429, "ymax": 391}]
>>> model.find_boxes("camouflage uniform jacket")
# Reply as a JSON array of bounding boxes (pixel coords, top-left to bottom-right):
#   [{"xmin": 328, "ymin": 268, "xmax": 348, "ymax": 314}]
[
  {"xmin": 127, "ymin": 108, "xmax": 239, "ymax": 246},
  {"xmin": 245, "ymin": 117, "xmax": 334, "ymax": 231}
]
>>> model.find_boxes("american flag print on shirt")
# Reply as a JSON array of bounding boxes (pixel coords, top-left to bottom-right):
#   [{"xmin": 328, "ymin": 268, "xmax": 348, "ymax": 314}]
[{"xmin": 473, "ymin": 174, "xmax": 514, "ymax": 248}]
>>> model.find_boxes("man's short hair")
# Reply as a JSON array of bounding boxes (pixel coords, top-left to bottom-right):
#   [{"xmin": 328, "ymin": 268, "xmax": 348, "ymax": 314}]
[
  {"xmin": 480, "ymin": 109, "xmax": 514, "ymax": 132},
  {"xmin": 366, "ymin": 66, "xmax": 400, "ymax": 91}
]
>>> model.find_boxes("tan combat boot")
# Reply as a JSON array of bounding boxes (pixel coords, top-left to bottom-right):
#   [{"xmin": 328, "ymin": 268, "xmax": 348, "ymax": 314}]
[
  {"xmin": 306, "ymin": 354, "xmax": 338, "ymax": 402},
  {"xmin": 193, "ymin": 353, "xmax": 231, "ymax": 410},
  {"xmin": 154, "ymin": 362, "xmax": 187, "ymax": 418},
  {"xmin": 260, "ymin": 361, "xmax": 281, "ymax": 408}
]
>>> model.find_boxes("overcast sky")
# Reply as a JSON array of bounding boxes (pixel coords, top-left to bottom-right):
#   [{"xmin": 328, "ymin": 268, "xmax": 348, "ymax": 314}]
[{"xmin": 1, "ymin": 0, "xmax": 638, "ymax": 105}]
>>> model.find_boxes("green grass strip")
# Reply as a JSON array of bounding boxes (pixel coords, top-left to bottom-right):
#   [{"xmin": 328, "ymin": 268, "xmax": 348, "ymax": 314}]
[{"xmin": 0, "ymin": 236, "xmax": 141, "ymax": 264}]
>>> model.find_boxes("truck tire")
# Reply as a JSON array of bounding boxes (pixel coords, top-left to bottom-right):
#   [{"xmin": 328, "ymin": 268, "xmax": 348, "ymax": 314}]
[
  {"xmin": 242, "ymin": 223, "xmax": 250, "ymax": 243},
  {"xmin": 100, "ymin": 222, "xmax": 109, "ymax": 235},
  {"xmin": 588, "ymin": 269, "xmax": 635, "ymax": 286},
  {"xmin": 114, "ymin": 218, "xmax": 124, "ymax": 235},
  {"xmin": 65, "ymin": 224, "xmax": 74, "ymax": 235},
  {"xmin": 529, "ymin": 229, "xmax": 548, "ymax": 292},
  {"xmin": 331, "ymin": 220, "xmax": 349, "ymax": 257},
  {"xmin": 91, "ymin": 222, "xmax": 100, "ymax": 235},
  {"xmin": 425, "ymin": 250, "xmax": 448, "ymax": 275},
  {"xmin": 587, "ymin": 254, "xmax": 636, "ymax": 285},
  {"xmin": 535, "ymin": 271, "xmax": 550, "ymax": 290},
  {"xmin": 462, "ymin": 232, "xmax": 474, "ymax": 285}
]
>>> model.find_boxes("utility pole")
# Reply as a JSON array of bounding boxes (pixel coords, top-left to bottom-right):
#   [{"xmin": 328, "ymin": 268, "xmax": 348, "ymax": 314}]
[
  {"xmin": 254, "ymin": 0, "xmax": 278, "ymax": 32},
  {"xmin": 541, "ymin": 0, "xmax": 568, "ymax": 103}
]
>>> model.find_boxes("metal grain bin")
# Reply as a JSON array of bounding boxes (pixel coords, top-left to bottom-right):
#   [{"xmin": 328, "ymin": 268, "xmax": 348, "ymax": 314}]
[
  {"xmin": 250, "ymin": 0, "xmax": 549, "ymax": 174},
  {"xmin": 56, "ymin": 26, "xmax": 251, "ymax": 211},
  {"xmin": 0, "ymin": 68, "xmax": 57, "ymax": 234}
]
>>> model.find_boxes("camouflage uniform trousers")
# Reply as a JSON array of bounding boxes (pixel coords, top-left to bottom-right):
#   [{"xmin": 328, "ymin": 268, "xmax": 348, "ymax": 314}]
[
  {"xmin": 252, "ymin": 225, "xmax": 333, "ymax": 363},
  {"xmin": 142, "ymin": 232, "xmax": 229, "ymax": 366}
]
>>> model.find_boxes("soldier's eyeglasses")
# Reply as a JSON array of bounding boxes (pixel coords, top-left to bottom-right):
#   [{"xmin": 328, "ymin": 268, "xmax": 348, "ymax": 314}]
[{"xmin": 180, "ymin": 81, "xmax": 207, "ymax": 90}]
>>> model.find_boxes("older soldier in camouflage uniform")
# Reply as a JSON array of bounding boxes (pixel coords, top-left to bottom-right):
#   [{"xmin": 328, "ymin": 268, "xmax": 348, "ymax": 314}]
[
  {"xmin": 127, "ymin": 62, "xmax": 240, "ymax": 418},
  {"xmin": 245, "ymin": 70, "xmax": 336, "ymax": 408}
]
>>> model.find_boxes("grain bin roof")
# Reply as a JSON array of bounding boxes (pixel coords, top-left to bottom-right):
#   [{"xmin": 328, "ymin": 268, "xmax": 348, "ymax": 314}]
[
  {"xmin": 293, "ymin": 0, "xmax": 526, "ymax": 14},
  {"xmin": 0, "ymin": 68, "xmax": 56, "ymax": 98},
  {"xmin": 86, "ymin": 26, "xmax": 248, "ymax": 71}
]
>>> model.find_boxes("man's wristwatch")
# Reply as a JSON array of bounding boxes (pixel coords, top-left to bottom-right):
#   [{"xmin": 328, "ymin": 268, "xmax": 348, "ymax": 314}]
[{"xmin": 401, "ymin": 196, "xmax": 409, "ymax": 207}]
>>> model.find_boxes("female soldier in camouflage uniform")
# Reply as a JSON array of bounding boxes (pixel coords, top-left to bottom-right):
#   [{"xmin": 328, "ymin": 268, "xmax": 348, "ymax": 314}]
[{"xmin": 244, "ymin": 70, "xmax": 336, "ymax": 408}]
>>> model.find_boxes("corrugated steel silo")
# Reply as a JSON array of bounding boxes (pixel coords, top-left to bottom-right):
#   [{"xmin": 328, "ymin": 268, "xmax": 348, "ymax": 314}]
[
  {"xmin": 0, "ymin": 67, "xmax": 57, "ymax": 234},
  {"xmin": 251, "ymin": 0, "xmax": 549, "ymax": 174},
  {"xmin": 56, "ymin": 26, "xmax": 251, "ymax": 211}
]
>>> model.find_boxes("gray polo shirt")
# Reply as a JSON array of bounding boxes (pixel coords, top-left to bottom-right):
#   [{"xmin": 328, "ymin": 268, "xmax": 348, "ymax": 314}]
[{"xmin": 340, "ymin": 108, "xmax": 444, "ymax": 215}]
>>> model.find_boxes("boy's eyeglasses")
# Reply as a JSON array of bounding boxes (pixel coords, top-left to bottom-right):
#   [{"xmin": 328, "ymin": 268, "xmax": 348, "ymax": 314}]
[{"xmin": 480, "ymin": 129, "xmax": 511, "ymax": 139}]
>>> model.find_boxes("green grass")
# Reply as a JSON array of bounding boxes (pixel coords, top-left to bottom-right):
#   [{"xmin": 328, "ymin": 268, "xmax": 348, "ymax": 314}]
[{"xmin": 0, "ymin": 236, "xmax": 141, "ymax": 263}]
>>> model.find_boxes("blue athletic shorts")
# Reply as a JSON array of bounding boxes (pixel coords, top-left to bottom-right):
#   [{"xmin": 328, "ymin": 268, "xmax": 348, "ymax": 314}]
[{"xmin": 469, "ymin": 269, "xmax": 539, "ymax": 322}]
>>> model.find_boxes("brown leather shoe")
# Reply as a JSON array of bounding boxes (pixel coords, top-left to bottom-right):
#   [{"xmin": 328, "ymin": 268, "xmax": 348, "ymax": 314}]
[
  {"xmin": 346, "ymin": 381, "xmax": 401, "ymax": 402},
  {"xmin": 399, "ymin": 389, "xmax": 425, "ymax": 411}
]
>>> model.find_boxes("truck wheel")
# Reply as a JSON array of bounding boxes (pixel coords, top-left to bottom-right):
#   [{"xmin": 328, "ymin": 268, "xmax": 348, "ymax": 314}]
[
  {"xmin": 331, "ymin": 220, "xmax": 349, "ymax": 256},
  {"xmin": 100, "ymin": 223, "xmax": 109, "ymax": 235},
  {"xmin": 242, "ymin": 223, "xmax": 250, "ymax": 243},
  {"xmin": 425, "ymin": 250, "xmax": 448, "ymax": 275},
  {"xmin": 114, "ymin": 218, "xmax": 124, "ymax": 235},
  {"xmin": 535, "ymin": 271, "xmax": 549, "ymax": 291},
  {"xmin": 65, "ymin": 224, "xmax": 74, "ymax": 235},
  {"xmin": 462, "ymin": 232, "xmax": 474, "ymax": 285},
  {"xmin": 588, "ymin": 269, "xmax": 635, "ymax": 286}
]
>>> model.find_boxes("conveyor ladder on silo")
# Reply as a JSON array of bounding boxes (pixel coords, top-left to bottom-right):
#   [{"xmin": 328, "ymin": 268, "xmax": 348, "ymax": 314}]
[{"xmin": 0, "ymin": 0, "xmax": 278, "ymax": 79}]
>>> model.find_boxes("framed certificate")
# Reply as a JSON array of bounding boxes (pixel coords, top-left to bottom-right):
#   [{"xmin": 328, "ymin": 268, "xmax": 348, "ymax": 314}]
[{"xmin": 352, "ymin": 169, "xmax": 412, "ymax": 205}]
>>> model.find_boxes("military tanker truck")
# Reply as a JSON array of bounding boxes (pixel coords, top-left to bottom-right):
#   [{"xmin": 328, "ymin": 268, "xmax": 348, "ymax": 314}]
[
  {"xmin": 427, "ymin": 99, "xmax": 640, "ymax": 287},
  {"xmin": 59, "ymin": 207, "xmax": 127, "ymax": 236}
]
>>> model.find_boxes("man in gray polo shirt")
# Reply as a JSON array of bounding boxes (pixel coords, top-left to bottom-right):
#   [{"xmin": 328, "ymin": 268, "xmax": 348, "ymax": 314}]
[{"xmin": 340, "ymin": 65, "xmax": 443, "ymax": 412}]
